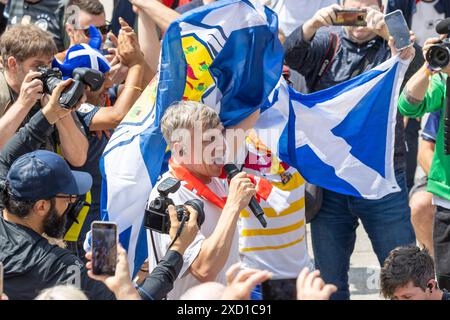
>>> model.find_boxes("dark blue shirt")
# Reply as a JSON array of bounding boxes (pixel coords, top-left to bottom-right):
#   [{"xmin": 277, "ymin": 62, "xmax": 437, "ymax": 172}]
[
  {"xmin": 73, "ymin": 104, "xmax": 109, "ymax": 242},
  {"xmin": 422, "ymin": 110, "xmax": 441, "ymax": 143}
]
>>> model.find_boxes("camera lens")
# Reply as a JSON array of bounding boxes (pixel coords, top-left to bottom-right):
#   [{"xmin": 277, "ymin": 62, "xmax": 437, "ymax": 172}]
[
  {"xmin": 184, "ymin": 199, "xmax": 205, "ymax": 227},
  {"xmin": 427, "ymin": 44, "xmax": 450, "ymax": 71}
]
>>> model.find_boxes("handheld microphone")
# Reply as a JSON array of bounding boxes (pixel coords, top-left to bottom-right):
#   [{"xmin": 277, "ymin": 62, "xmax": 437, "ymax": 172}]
[{"xmin": 223, "ymin": 163, "xmax": 267, "ymax": 228}]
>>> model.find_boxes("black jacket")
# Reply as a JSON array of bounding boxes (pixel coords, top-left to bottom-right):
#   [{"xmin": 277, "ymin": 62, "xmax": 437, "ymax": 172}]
[
  {"xmin": 0, "ymin": 110, "xmax": 184, "ymax": 300},
  {"xmin": 283, "ymin": 27, "xmax": 424, "ymax": 169},
  {"xmin": 0, "ymin": 216, "xmax": 116, "ymax": 300}
]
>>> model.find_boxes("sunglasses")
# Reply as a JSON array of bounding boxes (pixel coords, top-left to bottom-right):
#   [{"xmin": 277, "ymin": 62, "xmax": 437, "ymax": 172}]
[
  {"xmin": 54, "ymin": 194, "xmax": 78, "ymax": 204},
  {"xmin": 76, "ymin": 24, "xmax": 111, "ymax": 37}
]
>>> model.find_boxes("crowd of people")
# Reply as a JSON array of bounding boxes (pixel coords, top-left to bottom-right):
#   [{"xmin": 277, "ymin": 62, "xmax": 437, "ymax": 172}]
[{"xmin": 0, "ymin": 0, "xmax": 450, "ymax": 301}]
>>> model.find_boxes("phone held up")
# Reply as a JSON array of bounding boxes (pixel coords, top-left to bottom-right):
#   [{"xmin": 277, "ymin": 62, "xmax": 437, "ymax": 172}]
[
  {"xmin": 333, "ymin": 9, "xmax": 367, "ymax": 27},
  {"xmin": 385, "ymin": 10, "xmax": 413, "ymax": 51},
  {"xmin": 91, "ymin": 221, "xmax": 118, "ymax": 276}
]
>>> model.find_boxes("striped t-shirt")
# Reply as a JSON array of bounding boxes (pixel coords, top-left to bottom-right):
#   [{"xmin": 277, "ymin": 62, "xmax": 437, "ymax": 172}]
[{"xmin": 239, "ymin": 132, "xmax": 311, "ymax": 279}]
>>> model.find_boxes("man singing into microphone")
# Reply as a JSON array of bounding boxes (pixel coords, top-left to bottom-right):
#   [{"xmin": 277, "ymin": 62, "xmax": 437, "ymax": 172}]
[
  {"xmin": 398, "ymin": 26, "xmax": 450, "ymax": 290},
  {"xmin": 146, "ymin": 100, "xmax": 260, "ymax": 299}
]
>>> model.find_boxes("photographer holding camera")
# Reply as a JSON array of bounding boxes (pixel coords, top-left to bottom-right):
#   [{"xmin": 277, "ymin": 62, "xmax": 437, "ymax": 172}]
[
  {"xmin": 85, "ymin": 204, "xmax": 199, "ymax": 300},
  {"xmin": 0, "ymin": 24, "xmax": 88, "ymax": 167},
  {"xmin": 144, "ymin": 101, "xmax": 257, "ymax": 300},
  {"xmin": 398, "ymin": 26, "xmax": 450, "ymax": 291},
  {"xmin": 58, "ymin": 19, "xmax": 149, "ymax": 259}
]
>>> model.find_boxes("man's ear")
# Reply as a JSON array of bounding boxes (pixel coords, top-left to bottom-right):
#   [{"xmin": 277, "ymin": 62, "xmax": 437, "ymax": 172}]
[
  {"xmin": 172, "ymin": 141, "xmax": 184, "ymax": 158},
  {"xmin": 33, "ymin": 199, "xmax": 51, "ymax": 218},
  {"xmin": 427, "ymin": 279, "xmax": 438, "ymax": 293},
  {"xmin": 66, "ymin": 22, "xmax": 74, "ymax": 38},
  {"xmin": 6, "ymin": 56, "xmax": 18, "ymax": 72}
]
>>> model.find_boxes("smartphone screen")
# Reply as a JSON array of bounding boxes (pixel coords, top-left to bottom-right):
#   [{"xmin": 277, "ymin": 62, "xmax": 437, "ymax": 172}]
[
  {"xmin": 385, "ymin": 10, "xmax": 412, "ymax": 50},
  {"xmin": 91, "ymin": 222, "xmax": 117, "ymax": 276},
  {"xmin": 334, "ymin": 9, "xmax": 367, "ymax": 26}
]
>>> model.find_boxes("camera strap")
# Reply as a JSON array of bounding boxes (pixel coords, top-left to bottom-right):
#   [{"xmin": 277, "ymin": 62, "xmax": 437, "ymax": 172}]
[{"xmin": 169, "ymin": 159, "xmax": 227, "ymax": 209}]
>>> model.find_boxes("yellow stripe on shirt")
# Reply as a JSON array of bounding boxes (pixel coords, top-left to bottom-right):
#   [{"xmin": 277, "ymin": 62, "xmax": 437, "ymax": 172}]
[
  {"xmin": 240, "ymin": 197, "xmax": 305, "ymax": 218},
  {"xmin": 240, "ymin": 235, "xmax": 305, "ymax": 252},
  {"xmin": 241, "ymin": 219, "xmax": 305, "ymax": 237}
]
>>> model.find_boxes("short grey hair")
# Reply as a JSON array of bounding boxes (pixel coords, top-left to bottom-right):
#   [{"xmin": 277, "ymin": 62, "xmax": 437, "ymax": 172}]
[{"xmin": 161, "ymin": 100, "xmax": 221, "ymax": 146}]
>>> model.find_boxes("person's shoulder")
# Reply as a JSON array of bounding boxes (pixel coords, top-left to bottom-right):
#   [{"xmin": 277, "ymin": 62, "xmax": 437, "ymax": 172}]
[{"xmin": 76, "ymin": 103, "xmax": 100, "ymax": 125}]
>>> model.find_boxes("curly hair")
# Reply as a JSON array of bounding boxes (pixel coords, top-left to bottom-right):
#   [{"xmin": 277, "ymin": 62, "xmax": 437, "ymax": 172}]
[{"xmin": 1, "ymin": 184, "xmax": 36, "ymax": 218}]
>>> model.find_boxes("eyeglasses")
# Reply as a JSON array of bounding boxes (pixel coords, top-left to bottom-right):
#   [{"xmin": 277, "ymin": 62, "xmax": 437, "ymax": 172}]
[
  {"xmin": 76, "ymin": 24, "xmax": 111, "ymax": 37},
  {"xmin": 54, "ymin": 194, "xmax": 78, "ymax": 204}
]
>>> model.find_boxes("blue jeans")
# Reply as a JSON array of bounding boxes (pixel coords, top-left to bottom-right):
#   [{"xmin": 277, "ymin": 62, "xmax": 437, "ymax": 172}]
[{"xmin": 310, "ymin": 170, "xmax": 416, "ymax": 300}]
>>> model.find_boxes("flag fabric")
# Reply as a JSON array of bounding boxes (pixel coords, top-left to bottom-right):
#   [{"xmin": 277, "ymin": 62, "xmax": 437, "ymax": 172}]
[
  {"xmin": 91, "ymin": 0, "xmax": 409, "ymax": 277},
  {"xmin": 254, "ymin": 56, "xmax": 410, "ymax": 199},
  {"xmin": 90, "ymin": 0, "xmax": 283, "ymax": 277},
  {"xmin": 52, "ymin": 26, "xmax": 110, "ymax": 77}
]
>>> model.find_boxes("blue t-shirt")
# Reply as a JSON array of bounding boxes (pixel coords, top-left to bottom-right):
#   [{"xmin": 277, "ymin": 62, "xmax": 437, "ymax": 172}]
[
  {"xmin": 422, "ymin": 110, "xmax": 441, "ymax": 143},
  {"xmin": 73, "ymin": 104, "xmax": 110, "ymax": 242}
]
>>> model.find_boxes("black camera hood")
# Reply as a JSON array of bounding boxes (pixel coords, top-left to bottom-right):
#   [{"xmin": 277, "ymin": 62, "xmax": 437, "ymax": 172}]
[{"xmin": 72, "ymin": 67, "xmax": 105, "ymax": 91}]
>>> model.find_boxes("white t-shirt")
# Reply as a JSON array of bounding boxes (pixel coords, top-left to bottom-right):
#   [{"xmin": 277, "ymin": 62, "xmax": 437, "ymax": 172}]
[
  {"xmin": 411, "ymin": 0, "xmax": 445, "ymax": 46},
  {"xmin": 432, "ymin": 194, "xmax": 450, "ymax": 210},
  {"xmin": 146, "ymin": 170, "xmax": 240, "ymax": 300}
]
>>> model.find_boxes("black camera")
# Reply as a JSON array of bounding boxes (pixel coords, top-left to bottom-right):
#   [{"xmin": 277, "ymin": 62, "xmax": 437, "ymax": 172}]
[
  {"xmin": 38, "ymin": 66, "xmax": 105, "ymax": 109},
  {"xmin": 144, "ymin": 177, "xmax": 205, "ymax": 234},
  {"xmin": 426, "ymin": 18, "xmax": 450, "ymax": 71},
  {"xmin": 426, "ymin": 38, "xmax": 450, "ymax": 71}
]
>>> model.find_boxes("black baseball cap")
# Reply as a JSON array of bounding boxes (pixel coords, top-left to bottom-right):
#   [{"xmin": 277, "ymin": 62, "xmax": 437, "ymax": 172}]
[{"xmin": 6, "ymin": 150, "xmax": 92, "ymax": 201}]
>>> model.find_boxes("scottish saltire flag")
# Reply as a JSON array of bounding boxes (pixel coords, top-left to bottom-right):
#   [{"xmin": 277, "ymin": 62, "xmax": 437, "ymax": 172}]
[
  {"xmin": 254, "ymin": 56, "xmax": 410, "ymax": 199},
  {"xmin": 92, "ymin": 0, "xmax": 283, "ymax": 277}
]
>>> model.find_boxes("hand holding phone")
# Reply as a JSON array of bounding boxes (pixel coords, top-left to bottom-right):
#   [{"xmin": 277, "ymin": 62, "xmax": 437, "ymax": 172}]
[
  {"xmin": 385, "ymin": 10, "xmax": 413, "ymax": 50},
  {"xmin": 91, "ymin": 221, "xmax": 117, "ymax": 276}
]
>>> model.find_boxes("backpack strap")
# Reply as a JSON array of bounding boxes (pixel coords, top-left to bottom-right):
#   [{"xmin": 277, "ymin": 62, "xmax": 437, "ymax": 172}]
[{"xmin": 311, "ymin": 32, "xmax": 339, "ymax": 91}]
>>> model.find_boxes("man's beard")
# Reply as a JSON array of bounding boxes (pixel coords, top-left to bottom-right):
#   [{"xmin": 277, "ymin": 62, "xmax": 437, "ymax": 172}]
[{"xmin": 43, "ymin": 199, "xmax": 67, "ymax": 239}]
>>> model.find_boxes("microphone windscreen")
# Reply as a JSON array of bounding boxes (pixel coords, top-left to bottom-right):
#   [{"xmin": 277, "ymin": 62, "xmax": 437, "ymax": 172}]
[
  {"xmin": 436, "ymin": 18, "xmax": 450, "ymax": 34},
  {"xmin": 223, "ymin": 163, "xmax": 240, "ymax": 179}
]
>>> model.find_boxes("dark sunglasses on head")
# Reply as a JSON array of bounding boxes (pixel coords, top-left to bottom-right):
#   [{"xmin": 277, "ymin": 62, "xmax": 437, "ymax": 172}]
[{"xmin": 77, "ymin": 24, "xmax": 111, "ymax": 37}]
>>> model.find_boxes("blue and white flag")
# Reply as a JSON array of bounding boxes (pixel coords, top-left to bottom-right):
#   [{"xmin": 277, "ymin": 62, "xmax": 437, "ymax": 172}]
[
  {"xmin": 92, "ymin": 0, "xmax": 410, "ymax": 276},
  {"xmin": 92, "ymin": 0, "xmax": 283, "ymax": 277},
  {"xmin": 255, "ymin": 56, "xmax": 410, "ymax": 199}
]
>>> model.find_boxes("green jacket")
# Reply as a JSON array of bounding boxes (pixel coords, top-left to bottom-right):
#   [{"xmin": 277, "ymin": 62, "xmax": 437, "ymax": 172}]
[{"xmin": 398, "ymin": 73, "xmax": 450, "ymax": 201}]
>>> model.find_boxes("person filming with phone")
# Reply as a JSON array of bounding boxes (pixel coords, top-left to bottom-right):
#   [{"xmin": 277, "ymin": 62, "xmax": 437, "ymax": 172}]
[
  {"xmin": 0, "ymin": 149, "xmax": 115, "ymax": 300},
  {"xmin": 398, "ymin": 19, "xmax": 450, "ymax": 291},
  {"xmin": 283, "ymin": 0, "xmax": 423, "ymax": 300}
]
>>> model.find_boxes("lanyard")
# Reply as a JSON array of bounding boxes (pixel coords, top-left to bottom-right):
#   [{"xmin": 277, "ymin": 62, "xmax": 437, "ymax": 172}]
[{"xmin": 169, "ymin": 159, "xmax": 227, "ymax": 209}]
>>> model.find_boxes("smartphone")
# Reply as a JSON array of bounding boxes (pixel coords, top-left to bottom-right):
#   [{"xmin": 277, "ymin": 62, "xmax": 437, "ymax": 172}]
[
  {"xmin": 333, "ymin": 9, "xmax": 367, "ymax": 26},
  {"xmin": 91, "ymin": 221, "xmax": 117, "ymax": 276},
  {"xmin": 261, "ymin": 279, "xmax": 297, "ymax": 300},
  {"xmin": 385, "ymin": 10, "xmax": 412, "ymax": 50}
]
